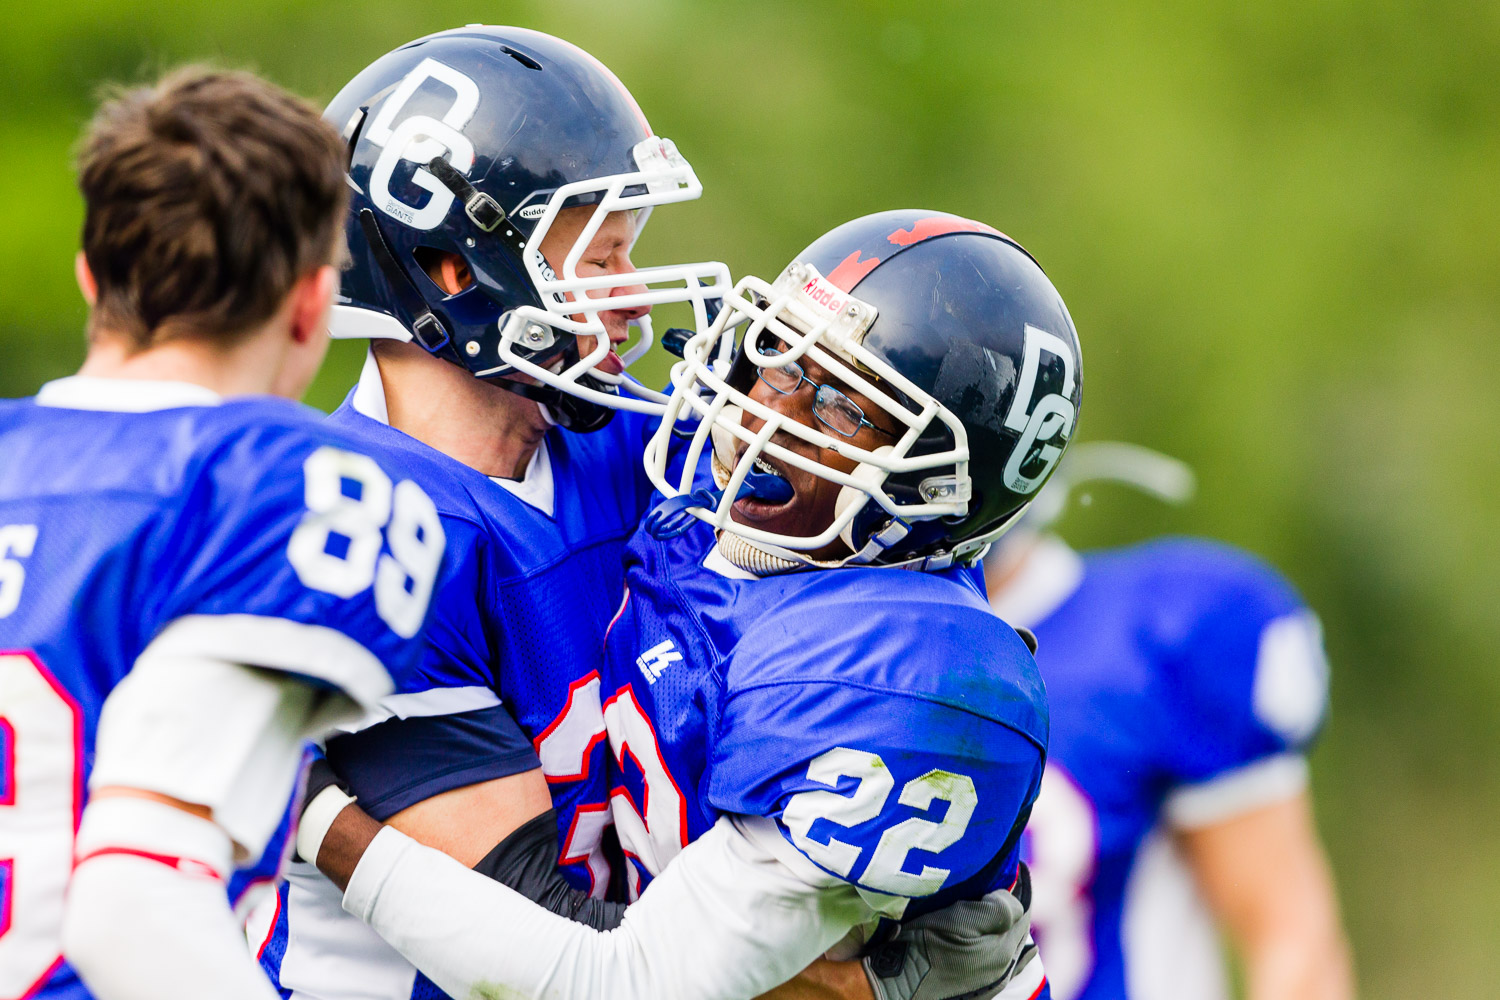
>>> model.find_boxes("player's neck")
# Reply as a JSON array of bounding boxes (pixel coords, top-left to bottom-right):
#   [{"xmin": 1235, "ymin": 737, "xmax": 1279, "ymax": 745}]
[
  {"xmin": 75, "ymin": 324, "xmax": 295, "ymax": 399},
  {"xmin": 373, "ymin": 343, "xmax": 549, "ymax": 480},
  {"xmin": 983, "ymin": 534, "xmax": 1041, "ymax": 600}
]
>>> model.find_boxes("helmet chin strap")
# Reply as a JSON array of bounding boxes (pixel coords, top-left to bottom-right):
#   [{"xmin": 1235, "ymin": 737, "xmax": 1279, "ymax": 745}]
[
  {"xmin": 492, "ymin": 374, "xmax": 614, "ymax": 433},
  {"xmin": 358, "ymin": 169, "xmax": 617, "ymax": 434},
  {"xmin": 357, "ymin": 208, "xmax": 455, "ymax": 359}
]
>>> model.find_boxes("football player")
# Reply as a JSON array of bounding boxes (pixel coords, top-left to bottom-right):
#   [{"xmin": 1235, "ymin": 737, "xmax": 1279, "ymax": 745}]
[
  {"xmin": 264, "ymin": 28, "xmax": 994, "ymax": 999},
  {"xmin": 985, "ymin": 444, "xmax": 1355, "ymax": 1000},
  {"xmin": 300, "ymin": 211, "xmax": 1080, "ymax": 1000},
  {"xmin": 254, "ymin": 26, "xmax": 739, "ymax": 999},
  {"xmin": 0, "ymin": 69, "xmax": 441, "ymax": 1000}
]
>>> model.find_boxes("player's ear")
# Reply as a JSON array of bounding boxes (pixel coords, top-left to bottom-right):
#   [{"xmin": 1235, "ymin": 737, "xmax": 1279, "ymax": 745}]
[
  {"xmin": 75, "ymin": 252, "xmax": 98, "ymax": 306},
  {"xmin": 288, "ymin": 265, "xmax": 338, "ymax": 345}
]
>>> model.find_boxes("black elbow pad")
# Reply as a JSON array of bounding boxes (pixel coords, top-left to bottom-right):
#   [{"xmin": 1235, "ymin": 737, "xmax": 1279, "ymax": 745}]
[{"xmin": 473, "ymin": 809, "xmax": 627, "ymax": 931}]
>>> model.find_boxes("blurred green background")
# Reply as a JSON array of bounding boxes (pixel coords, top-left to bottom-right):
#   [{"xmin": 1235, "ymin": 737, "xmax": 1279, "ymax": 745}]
[{"xmin": 2, "ymin": 1, "xmax": 1495, "ymax": 994}]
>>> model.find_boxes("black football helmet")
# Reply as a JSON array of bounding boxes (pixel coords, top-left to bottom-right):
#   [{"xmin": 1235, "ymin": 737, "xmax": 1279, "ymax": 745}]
[
  {"xmin": 326, "ymin": 26, "xmax": 731, "ymax": 429},
  {"xmin": 645, "ymin": 210, "xmax": 1083, "ymax": 569}
]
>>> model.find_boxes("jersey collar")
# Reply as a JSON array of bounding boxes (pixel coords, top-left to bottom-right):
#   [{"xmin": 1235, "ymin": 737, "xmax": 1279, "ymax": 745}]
[
  {"xmin": 353, "ymin": 347, "xmax": 556, "ymax": 517},
  {"xmin": 351, "ymin": 348, "xmax": 392, "ymax": 425},
  {"xmin": 988, "ymin": 534, "xmax": 1084, "ymax": 629},
  {"xmin": 35, "ymin": 376, "xmax": 222, "ymax": 412},
  {"xmin": 489, "ymin": 444, "xmax": 554, "ymax": 518},
  {"xmin": 702, "ymin": 541, "xmax": 760, "ymax": 580}
]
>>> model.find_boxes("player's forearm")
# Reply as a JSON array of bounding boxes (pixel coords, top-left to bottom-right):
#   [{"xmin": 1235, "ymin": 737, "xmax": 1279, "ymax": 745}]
[
  {"xmin": 471, "ymin": 807, "xmax": 629, "ymax": 930},
  {"xmin": 343, "ymin": 819, "xmax": 873, "ymax": 1000},
  {"xmin": 759, "ymin": 959, "xmax": 874, "ymax": 1000},
  {"xmin": 308, "ymin": 783, "xmax": 628, "ymax": 929},
  {"xmin": 1240, "ymin": 841, "xmax": 1355, "ymax": 1000},
  {"xmin": 64, "ymin": 797, "xmax": 281, "ymax": 1000},
  {"xmin": 67, "ymin": 660, "xmax": 341, "ymax": 999},
  {"xmin": 314, "ymin": 798, "xmax": 384, "ymax": 892},
  {"xmin": 1180, "ymin": 793, "xmax": 1355, "ymax": 1000},
  {"xmin": 1244, "ymin": 923, "xmax": 1355, "ymax": 1000}
]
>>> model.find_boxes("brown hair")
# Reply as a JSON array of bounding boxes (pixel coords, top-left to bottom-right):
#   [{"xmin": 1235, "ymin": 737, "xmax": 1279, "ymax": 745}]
[{"xmin": 76, "ymin": 66, "xmax": 348, "ymax": 349}]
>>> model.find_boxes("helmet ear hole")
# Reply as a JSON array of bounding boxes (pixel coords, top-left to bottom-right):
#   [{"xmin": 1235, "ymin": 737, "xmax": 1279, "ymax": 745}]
[{"xmin": 412, "ymin": 246, "xmax": 474, "ymax": 297}]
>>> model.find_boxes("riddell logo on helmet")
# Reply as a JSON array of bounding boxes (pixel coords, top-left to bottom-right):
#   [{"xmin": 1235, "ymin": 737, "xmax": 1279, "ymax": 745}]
[{"xmin": 801, "ymin": 275, "xmax": 848, "ymax": 315}]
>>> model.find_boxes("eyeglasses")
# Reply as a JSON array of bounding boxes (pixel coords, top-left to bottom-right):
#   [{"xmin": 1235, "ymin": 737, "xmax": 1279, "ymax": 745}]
[{"xmin": 756, "ymin": 349, "xmax": 896, "ymax": 439}]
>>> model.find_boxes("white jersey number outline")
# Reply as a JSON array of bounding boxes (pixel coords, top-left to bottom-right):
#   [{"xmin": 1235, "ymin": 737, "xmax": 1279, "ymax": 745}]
[
  {"xmin": 0, "ymin": 651, "xmax": 82, "ymax": 999},
  {"xmin": 534, "ymin": 676, "xmax": 693, "ymax": 901},
  {"xmin": 0, "ymin": 525, "xmax": 38, "ymax": 620},
  {"xmin": 603, "ymin": 688, "xmax": 688, "ymax": 900},
  {"xmin": 534, "ymin": 671, "xmax": 612, "ymax": 898}
]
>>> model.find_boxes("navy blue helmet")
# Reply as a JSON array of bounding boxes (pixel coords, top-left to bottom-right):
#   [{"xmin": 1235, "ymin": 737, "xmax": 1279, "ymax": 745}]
[
  {"xmin": 646, "ymin": 210, "xmax": 1083, "ymax": 569},
  {"xmin": 326, "ymin": 26, "xmax": 730, "ymax": 429}
]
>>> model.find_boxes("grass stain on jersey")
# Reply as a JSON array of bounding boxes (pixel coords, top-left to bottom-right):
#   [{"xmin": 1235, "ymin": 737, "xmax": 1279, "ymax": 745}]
[{"xmin": 468, "ymin": 984, "xmax": 529, "ymax": 1000}]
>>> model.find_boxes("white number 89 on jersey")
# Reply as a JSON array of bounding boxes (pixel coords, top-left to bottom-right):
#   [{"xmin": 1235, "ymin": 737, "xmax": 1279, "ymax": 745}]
[{"xmin": 287, "ymin": 446, "xmax": 445, "ymax": 639}]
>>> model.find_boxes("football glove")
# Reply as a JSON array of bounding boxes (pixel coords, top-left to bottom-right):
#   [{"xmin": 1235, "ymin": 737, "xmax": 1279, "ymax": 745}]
[{"xmin": 863, "ymin": 864, "xmax": 1036, "ymax": 1000}]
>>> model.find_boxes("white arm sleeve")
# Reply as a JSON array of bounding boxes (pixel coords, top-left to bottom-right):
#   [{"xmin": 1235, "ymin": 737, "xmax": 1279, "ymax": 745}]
[
  {"xmin": 64, "ymin": 620, "xmax": 375, "ymax": 995},
  {"xmin": 344, "ymin": 816, "xmax": 893, "ymax": 1000},
  {"xmin": 89, "ymin": 650, "xmax": 362, "ymax": 858},
  {"xmin": 63, "ymin": 650, "xmax": 358, "ymax": 1000},
  {"xmin": 63, "ymin": 798, "xmax": 280, "ymax": 1000}
]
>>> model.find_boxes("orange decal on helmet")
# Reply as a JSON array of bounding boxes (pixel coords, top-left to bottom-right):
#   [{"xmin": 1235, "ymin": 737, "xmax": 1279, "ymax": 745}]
[
  {"xmin": 887, "ymin": 216, "xmax": 1005, "ymax": 247},
  {"xmin": 827, "ymin": 250, "xmax": 882, "ymax": 291}
]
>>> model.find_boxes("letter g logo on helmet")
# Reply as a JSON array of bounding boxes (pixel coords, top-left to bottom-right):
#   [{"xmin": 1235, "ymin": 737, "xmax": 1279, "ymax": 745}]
[
  {"xmin": 366, "ymin": 58, "xmax": 482, "ymax": 231},
  {"xmin": 1002, "ymin": 324, "xmax": 1078, "ymax": 494}
]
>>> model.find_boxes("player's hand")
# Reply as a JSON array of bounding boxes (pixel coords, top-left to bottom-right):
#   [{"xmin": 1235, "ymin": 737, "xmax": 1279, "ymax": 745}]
[{"xmin": 862, "ymin": 873, "xmax": 1034, "ymax": 1000}]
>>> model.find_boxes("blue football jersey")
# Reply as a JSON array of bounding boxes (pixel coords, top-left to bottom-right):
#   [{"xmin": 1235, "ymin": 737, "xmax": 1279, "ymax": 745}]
[
  {"xmin": 0, "ymin": 377, "xmax": 436, "ymax": 1000},
  {"xmin": 998, "ymin": 537, "xmax": 1329, "ymax": 1000},
  {"xmin": 595, "ymin": 513, "xmax": 1049, "ymax": 921},
  {"xmin": 262, "ymin": 361, "xmax": 663, "ymax": 1000}
]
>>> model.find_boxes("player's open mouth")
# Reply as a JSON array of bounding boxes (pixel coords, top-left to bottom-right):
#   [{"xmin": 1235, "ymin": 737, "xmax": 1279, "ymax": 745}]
[{"xmin": 730, "ymin": 454, "xmax": 796, "ymax": 522}]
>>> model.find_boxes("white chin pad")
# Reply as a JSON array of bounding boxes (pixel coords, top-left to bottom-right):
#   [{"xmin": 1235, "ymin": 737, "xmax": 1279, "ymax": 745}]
[
  {"xmin": 710, "ymin": 404, "xmax": 745, "ymax": 489},
  {"xmin": 835, "ymin": 447, "xmax": 895, "ymax": 551}
]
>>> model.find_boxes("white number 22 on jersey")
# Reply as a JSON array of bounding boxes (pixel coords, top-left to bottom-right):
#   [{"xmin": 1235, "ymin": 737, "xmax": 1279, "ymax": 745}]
[
  {"xmin": 287, "ymin": 446, "xmax": 444, "ymax": 638},
  {"xmin": 783, "ymin": 747, "xmax": 978, "ymax": 896}
]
